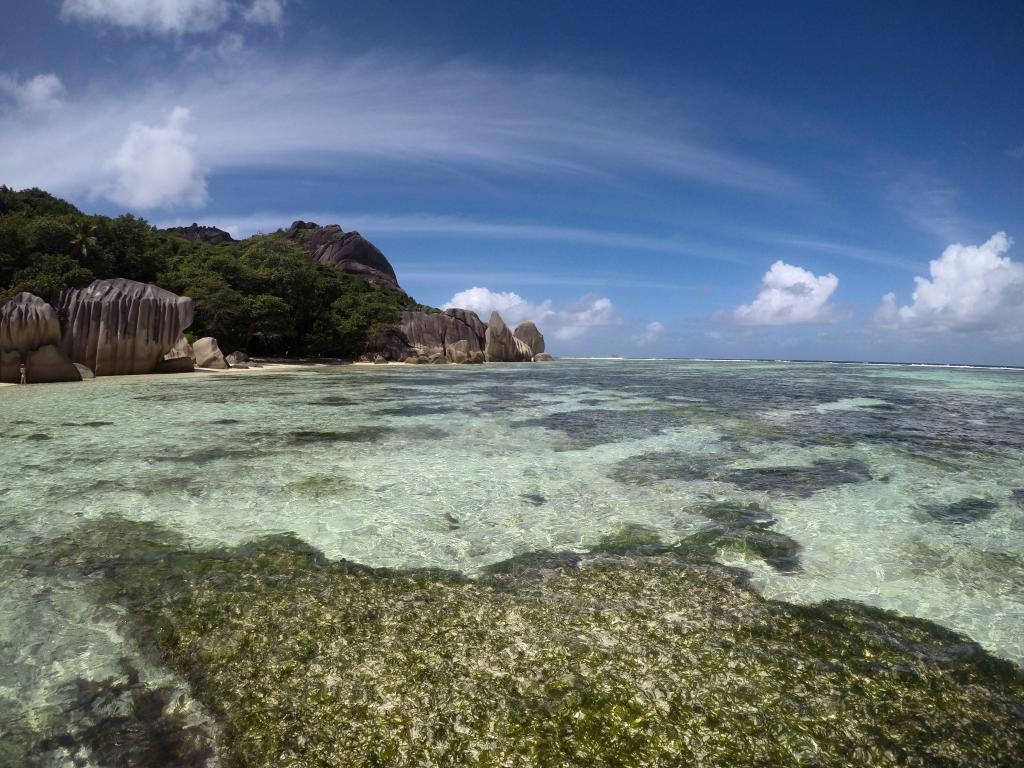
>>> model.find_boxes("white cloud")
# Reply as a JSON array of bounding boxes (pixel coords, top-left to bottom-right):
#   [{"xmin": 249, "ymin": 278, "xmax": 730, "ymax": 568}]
[
  {"xmin": 105, "ymin": 106, "xmax": 207, "ymax": 209},
  {"xmin": 443, "ymin": 287, "xmax": 553, "ymax": 326},
  {"xmin": 243, "ymin": 0, "xmax": 285, "ymax": 26},
  {"xmin": 873, "ymin": 232, "xmax": 1024, "ymax": 335},
  {"xmin": 442, "ymin": 287, "xmax": 618, "ymax": 343},
  {"xmin": 61, "ymin": 0, "xmax": 233, "ymax": 35},
  {"xmin": 635, "ymin": 321, "xmax": 665, "ymax": 344},
  {"xmin": 0, "ymin": 53, "xmax": 805, "ymax": 208},
  {"xmin": 731, "ymin": 261, "xmax": 841, "ymax": 325},
  {"xmin": 0, "ymin": 73, "xmax": 66, "ymax": 111}
]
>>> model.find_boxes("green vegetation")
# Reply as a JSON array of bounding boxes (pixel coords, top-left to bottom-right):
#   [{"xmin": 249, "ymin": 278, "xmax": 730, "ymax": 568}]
[
  {"xmin": 0, "ymin": 186, "xmax": 418, "ymax": 357},
  {"xmin": 11, "ymin": 516, "xmax": 1023, "ymax": 767}
]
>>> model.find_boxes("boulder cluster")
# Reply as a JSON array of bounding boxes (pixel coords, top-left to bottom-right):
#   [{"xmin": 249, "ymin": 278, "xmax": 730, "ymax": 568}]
[
  {"xmin": 1, "ymin": 278, "xmax": 195, "ymax": 383},
  {"xmin": 363, "ymin": 309, "xmax": 553, "ymax": 364}
]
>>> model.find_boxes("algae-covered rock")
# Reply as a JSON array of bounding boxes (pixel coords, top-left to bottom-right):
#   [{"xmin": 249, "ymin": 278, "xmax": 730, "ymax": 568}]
[{"xmin": 16, "ymin": 517, "xmax": 1024, "ymax": 768}]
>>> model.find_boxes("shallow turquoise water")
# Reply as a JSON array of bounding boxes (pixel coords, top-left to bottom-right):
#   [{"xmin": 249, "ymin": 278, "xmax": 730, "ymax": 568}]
[{"xmin": 1, "ymin": 359, "xmax": 1023, "ymax": 736}]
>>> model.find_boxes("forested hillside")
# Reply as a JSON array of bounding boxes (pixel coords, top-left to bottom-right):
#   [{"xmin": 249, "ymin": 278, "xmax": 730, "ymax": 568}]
[{"xmin": 0, "ymin": 187, "xmax": 419, "ymax": 357}]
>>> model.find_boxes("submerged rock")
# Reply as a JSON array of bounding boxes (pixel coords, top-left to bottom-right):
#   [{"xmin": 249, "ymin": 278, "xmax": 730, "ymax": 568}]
[
  {"xmin": 192, "ymin": 337, "xmax": 228, "ymax": 369},
  {"xmin": 57, "ymin": 279, "xmax": 194, "ymax": 376},
  {"xmin": 920, "ymin": 497, "xmax": 998, "ymax": 524},
  {"xmin": 1010, "ymin": 489, "xmax": 1024, "ymax": 508},
  {"xmin": 723, "ymin": 458, "xmax": 873, "ymax": 497},
  {"xmin": 21, "ymin": 517, "xmax": 1024, "ymax": 768}
]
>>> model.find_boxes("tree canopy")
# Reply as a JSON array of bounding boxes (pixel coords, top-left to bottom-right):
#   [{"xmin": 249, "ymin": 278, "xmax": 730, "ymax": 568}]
[{"xmin": 0, "ymin": 186, "xmax": 420, "ymax": 358}]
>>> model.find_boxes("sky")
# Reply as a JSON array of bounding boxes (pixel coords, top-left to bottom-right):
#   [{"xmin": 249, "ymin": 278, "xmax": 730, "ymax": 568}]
[{"xmin": 1, "ymin": 1, "xmax": 1022, "ymax": 364}]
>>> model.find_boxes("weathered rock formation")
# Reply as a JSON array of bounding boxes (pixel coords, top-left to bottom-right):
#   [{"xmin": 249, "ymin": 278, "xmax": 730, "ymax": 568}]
[
  {"xmin": 27, "ymin": 345, "xmax": 82, "ymax": 383},
  {"xmin": 285, "ymin": 221, "xmax": 403, "ymax": 293},
  {"xmin": 513, "ymin": 321, "xmax": 545, "ymax": 356},
  {"xmin": 1, "ymin": 292, "xmax": 61, "ymax": 355},
  {"xmin": 193, "ymin": 337, "xmax": 228, "ymax": 369},
  {"xmin": 366, "ymin": 307, "xmax": 547, "ymax": 364},
  {"xmin": 57, "ymin": 279, "xmax": 194, "ymax": 376},
  {"xmin": 155, "ymin": 335, "xmax": 195, "ymax": 374},
  {"xmin": 1, "ymin": 292, "xmax": 80, "ymax": 382},
  {"xmin": 163, "ymin": 223, "xmax": 235, "ymax": 245},
  {"xmin": 485, "ymin": 312, "xmax": 534, "ymax": 363},
  {"xmin": 446, "ymin": 339, "xmax": 484, "ymax": 364},
  {"xmin": 534, "ymin": 352, "xmax": 555, "ymax": 362}
]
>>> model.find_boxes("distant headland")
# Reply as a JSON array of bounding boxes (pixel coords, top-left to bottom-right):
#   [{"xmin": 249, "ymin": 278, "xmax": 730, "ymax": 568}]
[{"xmin": 0, "ymin": 186, "xmax": 551, "ymax": 383}]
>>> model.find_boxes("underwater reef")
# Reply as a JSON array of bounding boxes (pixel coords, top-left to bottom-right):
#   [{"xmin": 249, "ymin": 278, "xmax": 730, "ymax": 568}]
[{"xmin": 4, "ymin": 516, "xmax": 1023, "ymax": 768}]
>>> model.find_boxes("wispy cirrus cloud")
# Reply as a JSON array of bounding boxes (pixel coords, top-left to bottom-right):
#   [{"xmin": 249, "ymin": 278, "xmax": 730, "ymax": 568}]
[{"xmin": 0, "ymin": 52, "xmax": 808, "ymax": 211}]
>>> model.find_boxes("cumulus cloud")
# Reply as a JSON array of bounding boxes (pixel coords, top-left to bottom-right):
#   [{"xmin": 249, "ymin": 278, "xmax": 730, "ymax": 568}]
[
  {"xmin": 105, "ymin": 106, "xmax": 207, "ymax": 209},
  {"xmin": 731, "ymin": 261, "xmax": 841, "ymax": 325},
  {"xmin": 243, "ymin": 0, "xmax": 285, "ymax": 26},
  {"xmin": 872, "ymin": 232, "xmax": 1024, "ymax": 335},
  {"xmin": 635, "ymin": 321, "xmax": 665, "ymax": 344},
  {"xmin": 61, "ymin": 0, "xmax": 233, "ymax": 35},
  {"xmin": 0, "ymin": 73, "xmax": 66, "ymax": 111},
  {"xmin": 443, "ymin": 287, "xmax": 554, "ymax": 326},
  {"xmin": 443, "ymin": 287, "xmax": 618, "ymax": 343},
  {"xmin": 60, "ymin": 0, "xmax": 285, "ymax": 35}
]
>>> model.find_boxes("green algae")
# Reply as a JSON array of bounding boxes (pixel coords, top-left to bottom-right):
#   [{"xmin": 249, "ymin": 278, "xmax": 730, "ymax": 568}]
[{"xmin": 11, "ymin": 517, "xmax": 1024, "ymax": 767}]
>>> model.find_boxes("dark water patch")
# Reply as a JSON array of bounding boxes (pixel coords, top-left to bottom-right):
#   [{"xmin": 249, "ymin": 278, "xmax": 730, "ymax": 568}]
[
  {"xmin": 59, "ymin": 421, "xmax": 115, "ymax": 427},
  {"xmin": 310, "ymin": 395, "xmax": 355, "ymax": 407},
  {"xmin": 723, "ymin": 458, "xmax": 873, "ymax": 497},
  {"xmin": 685, "ymin": 525, "xmax": 802, "ymax": 573},
  {"xmin": 1011, "ymin": 489, "xmax": 1024, "ymax": 508},
  {"xmin": 444, "ymin": 513, "xmax": 461, "ymax": 530},
  {"xmin": 211, "ymin": 418, "xmax": 240, "ymax": 425},
  {"xmin": 920, "ymin": 498, "xmax": 998, "ymax": 524},
  {"xmin": 376, "ymin": 403, "xmax": 461, "ymax": 417},
  {"xmin": 284, "ymin": 428, "xmax": 394, "ymax": 446},
  {"xmin": 16, "ymin": 517, "xmax": 1024, "ymax": 768},
  {"xmin": 286, "ymin": 474, "xmax": 361, "ymax": 498},
  {"xmin": 22, "ymin": 663, "xmax": 216, "ymax": 768},
  {"xmin": 692, "ymin": 500, "xmax": 775, "ymax": 528},
  {"xmin": 149, "ymin": 446, "xmax": 268, "ymax": 465},
  {"xmin": 24, "ymin": 433, "xmax": 51, "ymax": 441},
  {"xmin": 520, "ymin": 493, "xmax": 547, "ymax": 506},
  {"xmin": 608, "ymin": 451, "xmax": 719, "ymax": 486},
  {"xmin": 512, "ymin": 408, "xmax": 675, "ymax": 450}
]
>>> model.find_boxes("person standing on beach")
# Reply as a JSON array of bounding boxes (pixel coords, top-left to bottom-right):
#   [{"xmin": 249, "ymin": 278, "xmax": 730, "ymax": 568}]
[{"xmin": 19, "ymin": 363, "xmax": 26, "ymax": 385}]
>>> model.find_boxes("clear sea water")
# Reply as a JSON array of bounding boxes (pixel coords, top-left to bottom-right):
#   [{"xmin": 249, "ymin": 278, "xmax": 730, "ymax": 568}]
[{"xmin": 2, "ymin": 359, "xmax": 1023, "ymax": 731}]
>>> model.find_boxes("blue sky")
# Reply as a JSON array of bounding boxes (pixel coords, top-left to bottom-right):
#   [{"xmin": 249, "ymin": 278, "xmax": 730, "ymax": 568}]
[{"xmin": 1, "ymin": 1, "xmax": 1022, "ymax": 363}]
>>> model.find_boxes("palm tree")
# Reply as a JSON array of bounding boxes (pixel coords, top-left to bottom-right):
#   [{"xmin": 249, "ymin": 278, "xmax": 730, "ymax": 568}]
[{"xmin": 69, "ymin": 221, "xmax": 98, "ymax": 260}]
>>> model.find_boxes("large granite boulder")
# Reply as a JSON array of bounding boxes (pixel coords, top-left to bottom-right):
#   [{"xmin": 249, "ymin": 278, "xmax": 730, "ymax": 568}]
[
  {"xmin": 485, "ymin": 312, "xmax": 534, "ymax": 362},
  {"xmin": 0, "ymin": 349, "xmax": 22, "ymax": 384},
  {"xmin": 57, "ymin": 279, "xmax": 194, "ymax": 376},
  {"xmin": 26, "ymin": 345, "xmax": 82, "ymax": 383},
  {"xmin": 398, "ymin": 310, "xmax": 485, "ymax": 359},
  {"xmin": 0, "ymin": 292, "xmax": 61, "ymax": 355},
  {"xmin": 446, "ymin": 339, "xmax": 484, "ymax": 364},
  {"xmin": 193, "ymin": 337, "xmax": 228, "ymax": 369},
  {"xmin": 513, "ymin": 321, "xmax": 545, "ymax": 356},
  {"xmin": 444, "ymin": 308, "xmax": 488, "ymax": 342},
  {"xmin": 285, "ymin": 221, "xmax": 403, "ymax": 293},
  {"xmin": 154, "ymin": 335, "xmax": 195, "ymax": 374}
]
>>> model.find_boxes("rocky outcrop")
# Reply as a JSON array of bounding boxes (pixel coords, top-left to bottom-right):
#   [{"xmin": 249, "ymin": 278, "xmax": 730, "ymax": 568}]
[
  {"xmin": 513, "ymin": 321, "xmax": 545, "ymax": 356},
  {"xmin": 398, "ymin": 310, "xmax": 485, "ymax": 359},
  {"xmin": 193, "ymin": 337, "xmax": 228, "ymax": 369},
  {"xmin": 155, "ymin": 335, "xmax": 195, "ymax": 374},
  {"xmin": 73, "ymin": 363, "xmax": 95, "ymax": 379},
  {"xmin": 534, "ymin": 353, "xmax": 555, "ymax": 362},
  {"xmin": 57, "ymin": 279, "xmax": 194, "ymax": 376},
  {"xmin": 0, "ymin": 349, "xmax": 22, "ymax": 383},
  {"xmin": 26, "ymin": 345, "xmax": 82, "ymax": 383},
  {"xmin": 0, "ymin": 292, "xmax": 61, "ymax": 355},
  {"xmin": 445, "ymin": 308, "xmax": 488, "ymax": 342},
  {"xmin": 285, "ymin": 221, "xmax": 403, "ymax": 293},
  {"xmin": 446, "ymin": 339, "xmax": 484, "ymax": 364},
  {"xmin": 163, "ymin": 223, "xmax": 235, "ymax": 245},
  {"xmin": 485, "ymin": 312, "xmax": 534, "ymax": 362}
]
